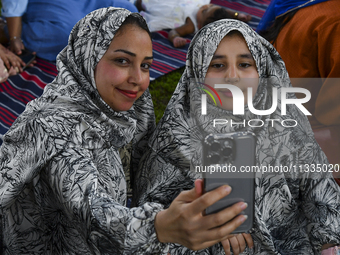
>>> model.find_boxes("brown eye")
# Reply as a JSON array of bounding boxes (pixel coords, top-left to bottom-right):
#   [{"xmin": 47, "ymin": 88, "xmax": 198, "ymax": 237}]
[
  {"xmin": 239, "ymin": 63, "xmax": 251, "ymax": 68},
  {"xmin": 141, "ymin": 63, "xmax": 151, "ymax": 70},
  {"xmin": 211, "ymin": 63, "xmax": 224, "ymax": 68},
  {"xmin": 115, "ymin": 58, "xmax": 128, "ymax": 65}
]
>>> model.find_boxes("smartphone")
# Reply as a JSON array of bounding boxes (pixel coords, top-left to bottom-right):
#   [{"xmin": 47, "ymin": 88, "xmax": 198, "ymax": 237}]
[
  {"xmin": 18, "ymin": 49, "xmax": 36, "ymax": 70},
  {"xmin": 202, "ymin": 131, "xmax": 256, "ymax": 233}
]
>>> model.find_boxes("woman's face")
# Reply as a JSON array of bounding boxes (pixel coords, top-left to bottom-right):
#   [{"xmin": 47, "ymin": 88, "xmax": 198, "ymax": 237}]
[
  {"xmin": 94, "ymin": 24, "xmax": 153, "ymax": 112},
  {"xmin": 205, "ymin": 32, "xmax": 259, "ymax": 111}
]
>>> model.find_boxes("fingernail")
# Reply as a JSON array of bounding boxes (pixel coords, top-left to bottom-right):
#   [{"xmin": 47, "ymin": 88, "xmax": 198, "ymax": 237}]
[
  {"xmin": 224, "ymin": 185, "xmax": 232, "ymax": 193},
  {"xmin": 240, "ymin": 202, "xmax": 248, "ymax": 210},
  {"xmin": 240, "ymin": 215, "xmax": 248, "ymax": 223}
]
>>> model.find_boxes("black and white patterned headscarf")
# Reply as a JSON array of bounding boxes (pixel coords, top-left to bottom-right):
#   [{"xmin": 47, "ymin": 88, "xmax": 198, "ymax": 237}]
[
  {"xmin": 0, "ymin": 8, "xmax": 167, "ymax": 254},
  {"xmin": 137, "ymin": 19, "xmax": 340, "ymax": 254},
  {"xmin": 149, "ymin": 18, "xmax": 326, "ymax": 171}
]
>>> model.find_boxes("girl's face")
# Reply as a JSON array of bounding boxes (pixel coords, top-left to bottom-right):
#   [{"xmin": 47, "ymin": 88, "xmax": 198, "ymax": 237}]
[
  {"xmin": 94, "ymin": 24, "xmax": 153, "ymax": 112},
  {"xmin": 205, "ymin": 32, "xmax": 259, "ymax": 111}
]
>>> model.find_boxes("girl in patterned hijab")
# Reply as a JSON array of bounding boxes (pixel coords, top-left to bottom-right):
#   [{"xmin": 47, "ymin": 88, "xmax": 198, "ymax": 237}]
[
  {"xmin": 136, "ymin": 19, "xmax": 340, "ymax": 254},
  {"xmin": 0, "ymin": 8, "xmax": 248, "ymax": 254}
]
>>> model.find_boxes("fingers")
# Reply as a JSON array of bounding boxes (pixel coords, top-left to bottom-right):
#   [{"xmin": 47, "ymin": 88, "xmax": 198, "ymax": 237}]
[
  {"xmin": 234, "ymin": 234, "xmax": 247, "ymax": 254},
  {"xmin": 1, "ymin": 56, "xmax": 11, "ymax": 70},
  {"xmin": 194, "ymin": 179, "xmax": 204, "ymax": 197},
  {"xmin": 157, "ymin": 185, "xmax": 249, "ymax": 252},
  {"xmin": 188, "ymin": 214, "xmax": 247, "ymax": 251},
  {"xmin": 222, "ymin": 234, "xmax": 245, "ymax": 255},
  {"xmin": 0, "ymin": 47, "xmax": 25, "ymax": 73},
  {"xmin": 204, "ymin": 209, "xmax": 248, "ymax": 239},
  {"xmin": 189, "ymin": 185, "xmax": 232, "ymax": 214},
  {"xmin": 7, "ymin": 55, "xmax": 24, "ymax": 73},
  {"xmin": 221, "ymin": 238, "xmax": 231, "ymax": 255},
  {"xmin": 242, "ymin": 233, "xmax": 254, "ymax": 249},
  {"xmin": 8, "ymin": 66, "xmax": 18, "ymax": 76},
  {"xmin": 28, "ymin": 59, "xmax": 37, "ymax": 68},
  {"xmin": 222, "ymin": 233, "xmax": 254, "ymax": 255},
  {"xmin": 12, "ymin": 56, "xmax": 24, "ymax": 72}
]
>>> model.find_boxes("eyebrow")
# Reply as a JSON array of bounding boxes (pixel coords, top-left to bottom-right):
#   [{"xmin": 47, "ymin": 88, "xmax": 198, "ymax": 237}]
[
  {"xmin": 239, "ymin": 53, "xmax": 253, "ymax": 59},
  {"xmin": 211, "ymin": 53, "xmax": 254, "ymax": 60},
  {"xmin": 211, "ymin": 55, "xmax": 225, "ymax": 60},
  {"xmin": 115, "ymin": 49, "xmax": 153, "ymax": 60}
]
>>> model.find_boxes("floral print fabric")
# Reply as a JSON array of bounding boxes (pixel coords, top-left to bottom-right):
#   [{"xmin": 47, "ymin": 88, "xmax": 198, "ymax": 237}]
[
  {"xmin": 0, "ymin": 7, "xmax": 168, "ymax": 255},
  {"xmin": 136, "ymin": 19, "xmax": 340, "ymax": 254}
]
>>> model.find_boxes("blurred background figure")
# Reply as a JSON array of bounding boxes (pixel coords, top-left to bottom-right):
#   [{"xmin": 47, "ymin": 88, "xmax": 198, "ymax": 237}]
[
  {"xmin": 0, "ymin": 17, "xmax": 25, "ymax": 76},
  {"xmin": 0, "ymin": 43, "xmax": 23, "ymax": 81},
  {"xmin": 1, "ymin": 0, "xmax": 138, "ymax": 62},
  {"xmin": 136, "ymin": 0, "xmax": 251, "ymax": 47},
  {"xmin": 258, "ymin": 0, "xmax": 340, "ymax": 179}
]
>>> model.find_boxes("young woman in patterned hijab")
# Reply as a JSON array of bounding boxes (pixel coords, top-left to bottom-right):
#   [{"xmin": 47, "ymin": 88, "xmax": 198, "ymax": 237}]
[
  {"xmin": 0, "ymin": 8, "xmax": 249, "ymax": 254},
  {"xmin": 136, "ymin": 19, "xmax": 340, "ymax": 254}
]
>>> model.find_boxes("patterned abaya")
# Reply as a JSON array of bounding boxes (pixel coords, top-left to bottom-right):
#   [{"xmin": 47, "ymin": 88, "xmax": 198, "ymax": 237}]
[
  {"xmin": 0, "ymin": 8, "xmax": 168, "ymax": 255},
  {"xmin": 136, "ymin": 19, "xmax": 340, "ymax": 254}
]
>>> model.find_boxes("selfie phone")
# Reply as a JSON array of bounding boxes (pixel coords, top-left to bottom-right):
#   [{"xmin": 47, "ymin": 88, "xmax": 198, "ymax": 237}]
[
  {"xmin": 202, "ymin": 131, "xmax": 256, "ymax": 233},
  {"xmin": 18, "ymin": 49, "xmax": 36, "ymax": 70}
]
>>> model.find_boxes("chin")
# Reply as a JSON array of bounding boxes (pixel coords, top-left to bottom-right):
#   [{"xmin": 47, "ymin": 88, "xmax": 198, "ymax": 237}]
[{"xmin": 110, "ymin": 105, "xmax": 134, "ymax": 112}]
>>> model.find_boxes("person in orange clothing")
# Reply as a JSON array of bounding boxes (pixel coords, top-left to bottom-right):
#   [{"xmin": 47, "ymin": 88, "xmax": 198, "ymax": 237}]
[{"xmin": 258, "ymin": 0, "xmax": 340, "ymax": 185}]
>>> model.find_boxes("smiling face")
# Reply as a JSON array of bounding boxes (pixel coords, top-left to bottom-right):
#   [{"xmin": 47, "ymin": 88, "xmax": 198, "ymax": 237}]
[
  {"xmin": 205, "ymin": 31, "xmax": 259, "ymax": 111},
  {"xmin": 94, "ymin": 24, "xmax": 153, "ymax": 112}
]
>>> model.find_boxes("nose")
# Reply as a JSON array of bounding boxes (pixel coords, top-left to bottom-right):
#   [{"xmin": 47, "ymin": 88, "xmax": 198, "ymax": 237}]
[
  {"xmin": 128, "ymin": 66, "xmax": 143, "ymax": 86},
  {"xmin": 225, "ymin": 65, "xmax": 239, "ymax": 84}
]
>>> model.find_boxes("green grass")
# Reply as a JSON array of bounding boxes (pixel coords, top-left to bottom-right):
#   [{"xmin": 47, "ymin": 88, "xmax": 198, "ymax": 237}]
[{"xmin": 149, "ymin": 67, "xmax": 184, "ymax": 123}]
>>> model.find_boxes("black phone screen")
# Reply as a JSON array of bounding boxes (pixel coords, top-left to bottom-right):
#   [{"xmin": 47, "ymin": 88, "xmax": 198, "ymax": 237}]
[{"xmin": 18, "ymin": 50, "xmax": 36, "ymax": 69}]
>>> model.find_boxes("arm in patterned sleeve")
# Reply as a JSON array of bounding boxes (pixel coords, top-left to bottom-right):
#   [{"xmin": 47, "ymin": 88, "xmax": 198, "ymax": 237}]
[
  {"xmin": 136, "ymin": 149, "xmax": 230, "ymax": 255},
  {"xmin": 0, "ymin": 120, "xmax": 168, "ymax": 254},
  {"xmin": 45, "ymin": 147, "xmax": 169, "ymax": 254},
  {"xmin": 298, "ymin": 147, "xmax": 340, "ymax": 253}
]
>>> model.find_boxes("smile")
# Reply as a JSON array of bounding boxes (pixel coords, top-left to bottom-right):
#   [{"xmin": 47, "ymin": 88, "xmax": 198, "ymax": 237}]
[{"xmin": 116, "ymin": 88, "xmax": 138, "ymax": 99}]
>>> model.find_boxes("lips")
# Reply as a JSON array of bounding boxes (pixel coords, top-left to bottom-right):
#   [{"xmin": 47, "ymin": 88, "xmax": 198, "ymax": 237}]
[
  {"xmin": 217, "ymin": 90, "xmax": 233, "ymax": 97},
  {"xmin": 116, "ymin": 88, "xmax": 138, "ymax": 99}
]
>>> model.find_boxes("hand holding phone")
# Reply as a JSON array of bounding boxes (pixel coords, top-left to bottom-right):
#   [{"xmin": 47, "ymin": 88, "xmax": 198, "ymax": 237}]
[
  {"xmin": 154, "ymin": 181, "xmax": 248, "ymax": 251},
  {"xmin": 18, "ymin": 49, "xmax": 36, "ymax": 70},
  {"xmin": 202, "ymin": 131, "xmax": 256, "ymax": 233}
]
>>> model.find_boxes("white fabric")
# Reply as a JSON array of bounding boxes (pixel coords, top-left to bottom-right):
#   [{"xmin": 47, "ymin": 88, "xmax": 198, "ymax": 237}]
[{"xmin": 140, "ymin": 0, "xmax": 210, "ymax": 32}]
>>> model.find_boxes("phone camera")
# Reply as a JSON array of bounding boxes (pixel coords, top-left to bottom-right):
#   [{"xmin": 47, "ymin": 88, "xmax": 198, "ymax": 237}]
[
  {"xmin": 204, "ymin": 134, "xmax": 233, "ymax": 165},
  {"xmin": 222, "ymin": 147, "xmax": 232, "ymax": 157},
  {"xmin": 209, "ymin": 154, "xmax": 220, "ymax": 164},
  {"xmin": 210, "ymin": 142, "xmax": 221, "ymax": 151},
  {"xmin": 206, "ymin": 134, "xmax": 215, "ymax": 144}
]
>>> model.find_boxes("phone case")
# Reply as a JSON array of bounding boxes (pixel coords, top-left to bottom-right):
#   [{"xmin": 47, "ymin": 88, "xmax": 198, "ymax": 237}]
[
  {"xmin": 202, "ymin": 131, "xmax": 256, "ymax": 233},
  {"xmin": 18, "ymin": 49, "xmax": 36, "ymax": 70}
]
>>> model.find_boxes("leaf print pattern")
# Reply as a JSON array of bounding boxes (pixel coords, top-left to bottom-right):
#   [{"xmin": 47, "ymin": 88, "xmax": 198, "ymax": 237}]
[
  {"xmin": 136, "ymin": 19, "xmax": 340, "ymax": 254},
  {"xmin": 0, "ymin": 7, "xmax": 168, "ymax": 255}
]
